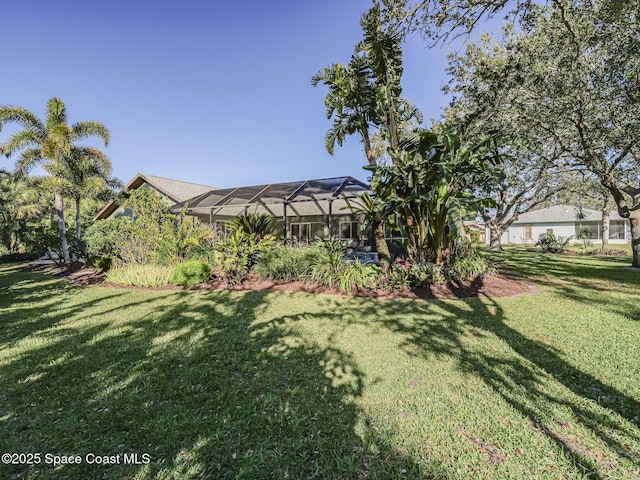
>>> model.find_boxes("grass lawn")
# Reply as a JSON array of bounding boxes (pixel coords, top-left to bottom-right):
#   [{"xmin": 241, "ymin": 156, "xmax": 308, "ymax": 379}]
[{"xmin": 1, "ymin": 249, "xmax": 639, "ymax": 479}]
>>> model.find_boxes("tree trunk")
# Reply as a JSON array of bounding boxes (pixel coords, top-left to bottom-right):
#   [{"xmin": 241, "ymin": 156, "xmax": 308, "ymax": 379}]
[
  {"xmin": 75, "ymin": 198, "xmax": 82, "ymax": 240},
  {"xmin": 488, "ymin": 222, "xmax": 504, "ymax": 251},
  {"xmin": 630, "ymin": 211, "xmax": 640, "ymax": 268},
  {"xmin": 373, "ymin": 220, "xmax": 391, "ymax": 271},
  {"xmin": 601, "ymin": 211, "xmax": 609, "ymax": 248},
  {"xmin": 54, "ymin": 192, "xmax": 71, "ymax": 264}
]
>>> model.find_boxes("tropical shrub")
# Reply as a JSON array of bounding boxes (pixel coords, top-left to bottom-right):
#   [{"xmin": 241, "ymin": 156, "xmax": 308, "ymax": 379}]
[
  {"xmin": 254, "ymin": 244, "xmax": 319, "ymax": 281},
  {"xmin": 105, "ymin": 264, "xmax": 173, "ymax": 287},
  {"xmin": 366, "ymin": 125, "xmax": 498, "ymax": 265},
  {"xmin": 378, "ymin": 261, "xmax": 445, "ymax": 289},
  {"xmin": 303, "ymin": 237, "xmax": 347, "ymax": 288},
  {"xmin": 0, "ymin": 252, "xmax": 41, "ymax": 263},
  {"xmin": 83, "ymin": 218, "xmax": 120, "ymax": 264},
  {"xmin": 95, "ymin": 256, "xmax": 112, "ymax": 272},
  {"xmin": 227, "ymin": 213, "xmax": 274, "ymax": 239},
  {"xmin": 337, "ymin": 261, "xmax": 380, "ymax": 293},
  {"xmin": 214, "ymin": 229, "xmax": 276, "ymax": 285},
  {"xmin": 170, "ymin": 260, "xmax": 212, "ymax": 287},
  {"xmin": 447, "ymin": 255, "xmax": 496, "ymax": 281},
  {"xmin": 536, "ymin": 233, "xmax": 573, "ymax": 253},
  {"xmin": 301, "ymin": 237, "xmax": 380, "ymax": 292},
  {"xmin": 577, "ymin": 228, "xmax": 594, "ymax": 253}
]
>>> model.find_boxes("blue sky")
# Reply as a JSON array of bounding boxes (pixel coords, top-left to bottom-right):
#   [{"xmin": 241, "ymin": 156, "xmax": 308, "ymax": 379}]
[{"xmin": 1, "ymin": 0, "xmax": 465, "ymax": 189}]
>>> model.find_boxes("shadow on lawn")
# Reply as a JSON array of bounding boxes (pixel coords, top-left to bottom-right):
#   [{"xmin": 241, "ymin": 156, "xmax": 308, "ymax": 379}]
[
  {"xmin": 0, "ymin": 271, "xmax": 437, "ymax": 479},
  {"xmin": 368, "ymin": 276, "xmax": 640, "ymax": 478}
]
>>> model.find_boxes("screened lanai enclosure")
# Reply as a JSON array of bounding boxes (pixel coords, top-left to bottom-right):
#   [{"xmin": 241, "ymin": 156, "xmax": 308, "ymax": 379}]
[{"xmin": 171, "ymin": 176, "xmax": 370, "ymax": 245}]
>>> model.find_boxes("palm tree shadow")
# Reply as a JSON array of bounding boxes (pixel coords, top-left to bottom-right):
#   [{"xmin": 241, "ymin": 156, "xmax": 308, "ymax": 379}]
[
  {"xmin": 372, "ymin": 276, "xmax": 640, "ymax": 477},
  {"xmin": 1, "ymin": 288, "xmax": 441, "ymax": 479}
]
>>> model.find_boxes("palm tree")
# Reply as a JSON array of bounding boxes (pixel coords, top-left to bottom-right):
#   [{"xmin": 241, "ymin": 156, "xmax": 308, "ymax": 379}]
[
  {"xmin": 312, "ymin": 54, "xmax": 379, "ymax": 165},
  {"xmin": 0, "ymin": 98, "xmax": 110, "ymax": 263},
  {"xmin": 46, "ymin": 147, "xmax": 121, "ymax": 241},
  {"xmin": 312, "ymin": 4, "xmax": 420, "ymax": 269}
]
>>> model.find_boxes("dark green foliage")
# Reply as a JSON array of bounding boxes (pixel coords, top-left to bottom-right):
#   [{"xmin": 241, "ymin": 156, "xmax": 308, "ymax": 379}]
[
  {"xmin": 227, "ymin": 213, "xmax": 274, "ymax": 239},
  {"xmin": 447, "ymin": 254, "xmax": 496, "ymax": 281},
  {"xmin": 215, "ymin": 229, "xmax": 276, "ymax": 286},
  {"xmin": 377, "ymin": 252, "xmax": 494, "ymax": 289},
  {"xmin": 304, "ymin": 238, "xmax": 380, "ymax": 292},
  {"xmin": 83, "ymin": 218, "xmax": 119, "ymax": 265},
  {"xmin": 170, "ymin": 261, "xmax": 212, "ymax": 287},
  {"xmin": 0, "ymin": 252, "xmax": 41, "ymax": 263},
  {"xmin": 94, "ymin": 256, "xmax": 112, "ymax": 272},
  {"xmin": 367, "ymin": 125, "xmax": 497, "ymax": 265},
  {"xmin": 254, "ymin": 245, "xmax": 319, "ymax": 281},
  {"xmin": 536, "ymin": 234, "xmax": 573, "ymax": 253}
]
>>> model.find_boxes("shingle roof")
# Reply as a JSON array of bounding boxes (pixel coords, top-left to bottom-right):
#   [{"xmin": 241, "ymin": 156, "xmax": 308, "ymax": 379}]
[
  {"xmin": 133, "ymin": 174, "xmax": 216, "ymax": 202},
  {"xmin": 94, "ymin": 173, "xmax": 217, "ymax": 220},
  {"xmin": 514, "ymin": 204, "xmax": 625, "ymax": 223}
]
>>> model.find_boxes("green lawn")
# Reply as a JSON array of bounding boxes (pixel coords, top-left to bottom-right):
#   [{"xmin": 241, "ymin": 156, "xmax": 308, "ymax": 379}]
[{"xmin": 1, "ymin": 249, "xmax": 639, "ymax": 479}]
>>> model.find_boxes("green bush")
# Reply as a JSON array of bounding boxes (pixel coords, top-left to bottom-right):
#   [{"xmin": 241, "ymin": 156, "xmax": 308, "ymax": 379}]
[
  {"xmin": 105, "ymin": 264, "xmax": 173, "ymax": 288},
  {"xmin": 303, "ymin": 237, "xmax": 347, "ymax": 289},
  {"xmin": 95, "ymin": 256, "xmax": 112, "ymax": 272},
  {"xmin": 170, "ymin": 260, "xmax": 212, "ymax": 287},
  {"xmin": 254, "ymin": 244, "xmax": 319, "ymax": 281},
  {"xmin": 214, "ymin": 229, "xmax": 276, "ymax": 285},
  {"xmin": 536, "ymin": 233, "xmax": 573, "ymax": 253},
  {"xmin": 337, "ymin": 261, "xmax": 380, "ymax": 293},
  {"xmin": 447, "ymin": 255, "xmax": 496, "ymax": 282},
  {"xmin": 379, "ymin": 261, "xmax": 445, "ymax": 289},
  {"xmin": 84, "ymin": 218, "xmax": 120, "ymax": 264}
]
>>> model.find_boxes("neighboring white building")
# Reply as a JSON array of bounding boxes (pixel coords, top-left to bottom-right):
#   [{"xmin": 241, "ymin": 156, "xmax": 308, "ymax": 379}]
[{"xmin": 491, "ymin": 205, "xmax": 630, "ymax": 245}]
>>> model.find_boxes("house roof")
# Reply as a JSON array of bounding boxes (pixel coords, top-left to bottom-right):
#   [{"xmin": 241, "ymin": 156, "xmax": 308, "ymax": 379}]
[
  {"xmin": 94, "ymin": 173, "xmax": 217, "ymax": 220},
  {"xmin": 514, "ymin": 204, "xmax": 625, "ymax": 224},
  {"xmin": 172, "ymin": 176, "xmax": 369, "ymax": 218}
]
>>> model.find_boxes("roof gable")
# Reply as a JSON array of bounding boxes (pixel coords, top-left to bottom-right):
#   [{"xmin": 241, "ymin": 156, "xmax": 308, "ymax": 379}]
[{"xmin": 94, "ymin": 173, "xmax": 218, "ymax": 220}]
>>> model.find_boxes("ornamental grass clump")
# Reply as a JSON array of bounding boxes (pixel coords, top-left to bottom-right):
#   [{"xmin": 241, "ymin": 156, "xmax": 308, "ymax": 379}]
[
  {"xmin": 254, "ymin": 244, "xmax": 319, "ymax": 281},
  {"xmin": 105, "ymin": 264, "xmax": 173, "ymax": 288},
  {"xmin": 170, "ymin": 260, "xmax": 212, "ymax": 287}
]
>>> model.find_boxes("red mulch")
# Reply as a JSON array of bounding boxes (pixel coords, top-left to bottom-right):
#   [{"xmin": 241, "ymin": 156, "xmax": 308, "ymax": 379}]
[{"xmin": 26, "ymin": 263, "xmax": 534, "ymax": 300}]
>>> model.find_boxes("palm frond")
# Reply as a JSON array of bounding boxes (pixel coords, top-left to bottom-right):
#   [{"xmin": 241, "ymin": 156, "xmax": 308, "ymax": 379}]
[
  {"xmin": 46, "ymin": 98, "xmax": 68, "ymax": 131},
  {"xmin": 0, "ymin": 106, "xmax": 45, "ymax": 132},
  {"xmin": 72, "ymin": 121, "xmax": 110, "ymax": 146},
  {"xmin": 4, "ymin": 129, "xmax": 45, "ymax": 157},
  {"xmin": 15, "ymin": 148, "xmax": 43, "ymax": 178}
]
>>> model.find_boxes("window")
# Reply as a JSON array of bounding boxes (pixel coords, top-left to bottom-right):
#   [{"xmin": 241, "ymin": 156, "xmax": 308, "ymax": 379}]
[
  {"xmin": 291, "ymin": 223, "xmax": 312, "ymax": 242},
  {"xmin": 339, "ymin": 222, "xmax": 360, "ymax": 240},
  {"xmin": 575, "ymin": 223, "xmax": 600, "ymax": 239},
  {"xmin": 609, "ymin": 220, "xmax": 626, "ymax": 240}
]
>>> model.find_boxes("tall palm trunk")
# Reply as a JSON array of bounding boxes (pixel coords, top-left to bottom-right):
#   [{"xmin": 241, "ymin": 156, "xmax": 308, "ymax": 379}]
[
  {"xmin": 363, "ymin": 130, "xmax": 391, "ymax": 270},
  {"xmin": 75, "ymin": 197, "xmax": 82, "ymax": 240},
  {"xmin": 54, "ymin": 192, "xmax": 71, "ymax": 263}
]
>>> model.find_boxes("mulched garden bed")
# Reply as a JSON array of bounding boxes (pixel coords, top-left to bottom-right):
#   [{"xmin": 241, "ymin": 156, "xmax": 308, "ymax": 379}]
[{"xmin": 24, "ymin": 263, "xmax": 534, "ymax": 300}]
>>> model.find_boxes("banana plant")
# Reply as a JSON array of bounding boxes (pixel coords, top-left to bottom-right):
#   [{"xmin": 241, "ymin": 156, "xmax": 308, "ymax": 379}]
[{"xmin": 368, "ymin": 124, "xmax": 498, "ymax": 265}]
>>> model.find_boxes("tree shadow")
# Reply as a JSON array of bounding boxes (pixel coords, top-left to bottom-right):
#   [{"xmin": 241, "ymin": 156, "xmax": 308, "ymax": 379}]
[
  {"xmin": 369, "ymin": 277, "xmax": 640, "ymax": 478},
  {"xmin": 0, "ymin": 281, "xmax": 443, "ymax": 479}
]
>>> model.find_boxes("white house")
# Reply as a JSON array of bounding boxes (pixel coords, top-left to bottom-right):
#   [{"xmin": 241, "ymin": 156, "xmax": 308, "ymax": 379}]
[{"xmin": 493, "ymin": 205, "xmax": 630, "ymax": 245}]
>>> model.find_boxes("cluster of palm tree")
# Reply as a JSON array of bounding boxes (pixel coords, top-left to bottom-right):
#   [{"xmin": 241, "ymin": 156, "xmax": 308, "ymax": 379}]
[{"xmin": 0, "ymin": 98, "xmax": 120, "ymax": 262}]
